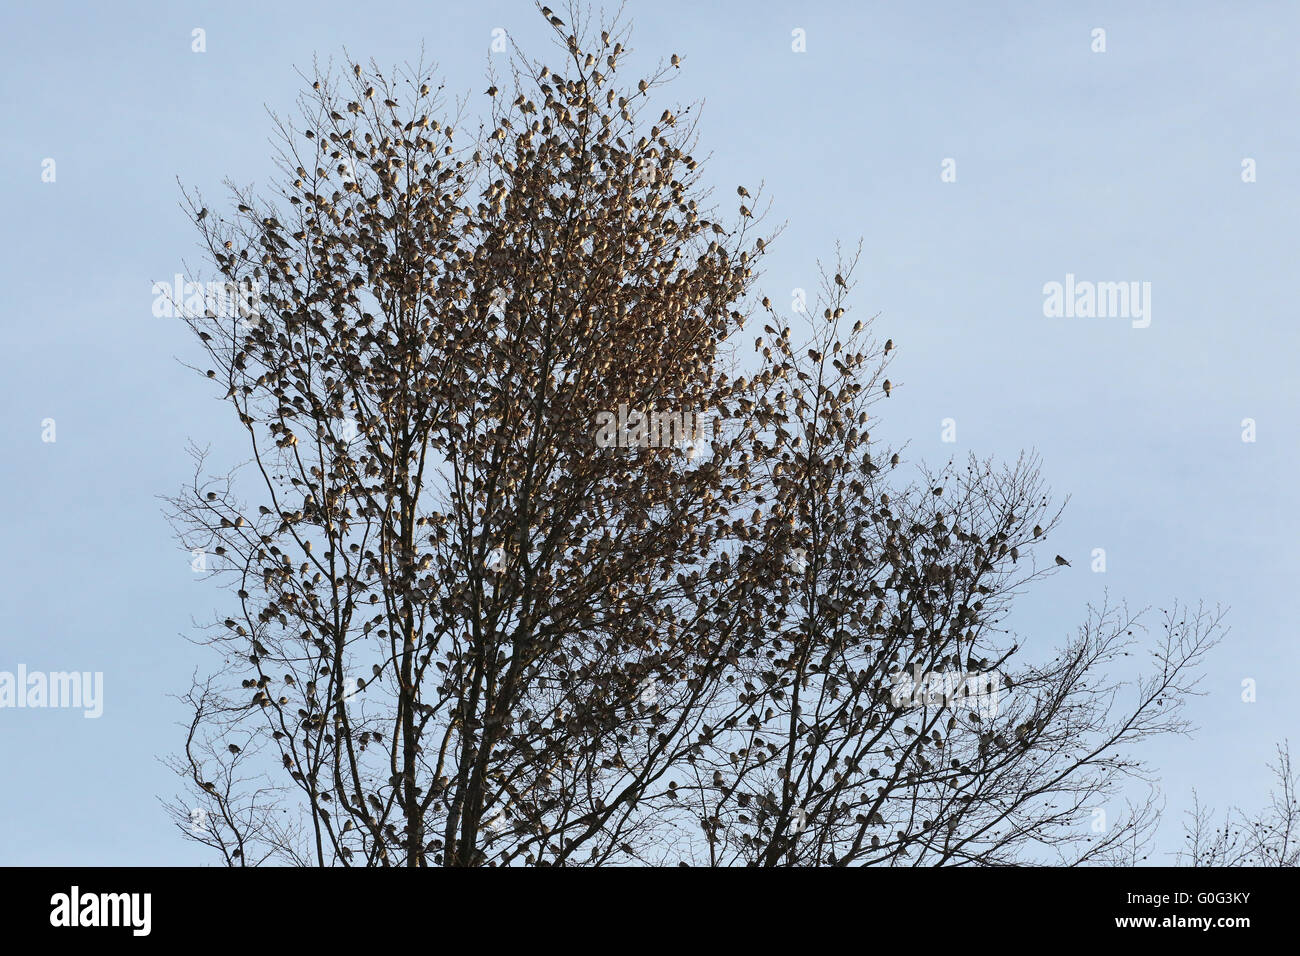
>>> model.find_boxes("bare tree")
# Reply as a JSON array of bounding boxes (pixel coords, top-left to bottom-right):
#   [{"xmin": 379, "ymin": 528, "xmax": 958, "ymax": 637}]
[
  {"xmin": 163, "ymin": 3, "xmax": 1225, "ymax": 866},
  {"xmin": 1179, "ymin": 742, "xmax": 1298, "ymax": 867}
]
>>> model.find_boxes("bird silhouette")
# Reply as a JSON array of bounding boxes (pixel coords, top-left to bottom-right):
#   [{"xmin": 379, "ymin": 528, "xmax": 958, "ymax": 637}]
[{"xmin": 1054, "ymin": 555, "xmax": 1070, "ymax": 567}]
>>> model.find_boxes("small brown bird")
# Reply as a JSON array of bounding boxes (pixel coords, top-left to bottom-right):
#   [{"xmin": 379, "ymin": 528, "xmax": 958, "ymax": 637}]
[
  {"xmin": 1033, "ymin": 525, "xmax": 1043, "ymax": 537},
  {"xmin": 737, "ymin": 185, "xmax": 750, "ymax": 198},
  {"xmin": 882, "ymin": 379, "xmax": 892, "ymax": 397},
  {"xmin": 884, "ymin": 339, "xmax": 894, "ymax": 353},
  {"xmin": 834, "ymin": 273, "xmax": 846, "ymax": 287},
  {"xmin": 1055, "ymin": 555, "xmax": 1070, "ymax": 567}
]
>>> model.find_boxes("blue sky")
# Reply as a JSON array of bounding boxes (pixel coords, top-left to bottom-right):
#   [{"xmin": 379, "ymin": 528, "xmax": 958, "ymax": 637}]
[{"xmin": 1, "ymin": 0, "xmax": 1296, "ymax": 864}]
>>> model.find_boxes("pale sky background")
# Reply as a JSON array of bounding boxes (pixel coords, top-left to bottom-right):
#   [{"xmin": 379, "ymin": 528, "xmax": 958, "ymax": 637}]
[{"xmin": 1, "ymin": 0, "xmax": 1297, "ymax": 865}]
